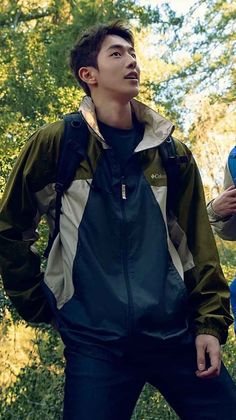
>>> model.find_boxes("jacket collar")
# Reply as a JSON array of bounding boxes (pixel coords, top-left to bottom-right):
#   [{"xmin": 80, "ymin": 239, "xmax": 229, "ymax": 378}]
[{"xmin": 79, "ymin": 96, "xmax": 174, "ymax": 151}]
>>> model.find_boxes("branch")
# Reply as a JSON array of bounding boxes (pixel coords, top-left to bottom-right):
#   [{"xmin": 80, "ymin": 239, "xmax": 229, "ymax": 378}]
[{"xmin": 0, "ymin": 8, "xmax": 56, "ymax": 28}]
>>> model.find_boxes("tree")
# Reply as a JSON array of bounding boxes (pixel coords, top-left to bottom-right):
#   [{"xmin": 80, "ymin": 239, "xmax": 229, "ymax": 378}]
[
  {"xmin": 149, "ymin": 0, "xmax": 236, "ymax": 124},
  {"xmin": 189, "ymin": 98, "xmax": 236, "ymax": 199}
]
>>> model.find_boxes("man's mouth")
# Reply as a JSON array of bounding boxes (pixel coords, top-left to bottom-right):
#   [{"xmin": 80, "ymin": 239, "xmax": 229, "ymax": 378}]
[{"xmin": 124, "ymin": 72, "xmax": 138, "ymax": 80}]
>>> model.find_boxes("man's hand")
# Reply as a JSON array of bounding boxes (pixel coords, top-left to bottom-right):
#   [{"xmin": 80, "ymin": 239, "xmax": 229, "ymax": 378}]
[
  {"xmin": 212, "ymin": 185, "xmax": 236, "ymax": 217},
  {"xmin": 195, "ymin": 334, "xmax": 221, "ymax": 379}
]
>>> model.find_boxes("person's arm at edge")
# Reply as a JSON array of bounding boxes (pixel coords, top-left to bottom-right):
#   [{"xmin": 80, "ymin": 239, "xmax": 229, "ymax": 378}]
[
  {"xmin": 175, "ymin": 141, "xmax": 233, "ymax": 378},
  {"xmin": 207, "ymin": 163, "xmax": 236, "ymax": 241}
]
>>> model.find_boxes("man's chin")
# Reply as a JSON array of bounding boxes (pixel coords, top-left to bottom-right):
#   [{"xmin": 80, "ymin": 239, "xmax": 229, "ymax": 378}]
[
  {"xmin": 123, "ymin": 88, "xmax": 140, "ymax": 101},
  {"xmin": 106, "ymin": 88, "xmax": 140, "ymax": 103},
  {"xmin": 132, "ymin": 89, "xmax": 139, "ymax": 98}
]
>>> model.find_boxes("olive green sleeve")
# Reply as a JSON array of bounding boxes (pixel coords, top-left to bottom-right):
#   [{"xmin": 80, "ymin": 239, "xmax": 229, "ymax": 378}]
[
  {"xmin": 0, "ymin": 121, "xmax": 64, "ymax": 323},
  {"xmin": 176, "ymin": 142, "xmax": 233, "ymax": 344}
]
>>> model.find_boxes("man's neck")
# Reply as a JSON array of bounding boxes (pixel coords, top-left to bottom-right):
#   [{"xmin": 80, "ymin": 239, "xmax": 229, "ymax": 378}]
[{"xmin": 92, "ymin": 96, "xmax": 133, "ymax": 129}]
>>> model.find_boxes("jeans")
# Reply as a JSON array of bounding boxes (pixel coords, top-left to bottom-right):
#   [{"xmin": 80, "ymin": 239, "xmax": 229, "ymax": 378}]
[{"xmin": 63, "ymin": 342, "xmax": 236, "ymax": 420}]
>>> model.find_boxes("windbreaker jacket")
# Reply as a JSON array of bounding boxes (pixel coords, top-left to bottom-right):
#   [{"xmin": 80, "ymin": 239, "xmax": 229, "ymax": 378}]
[
  {"xmin": 207, "ymin": 163, "xmax": 236, "ymax": 240},
  {"xmin": 0, "ymin": 97, "xmax": 233, "ymax": 345}
]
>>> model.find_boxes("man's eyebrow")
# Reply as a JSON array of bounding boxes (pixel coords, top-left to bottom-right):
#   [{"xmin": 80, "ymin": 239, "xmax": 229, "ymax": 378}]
[{"xmin": 106, "ymin": 44, "xmax": 135, "ymax": 52}]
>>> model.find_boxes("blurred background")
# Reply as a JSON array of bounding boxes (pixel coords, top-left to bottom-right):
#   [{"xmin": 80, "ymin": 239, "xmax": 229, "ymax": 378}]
[{"xmin": 0, "ymin": 1, "xmax": 235, "ymax": 418}]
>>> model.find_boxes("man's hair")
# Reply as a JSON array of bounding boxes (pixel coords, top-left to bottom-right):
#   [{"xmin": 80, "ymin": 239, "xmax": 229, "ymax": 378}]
[{"xmin": 69, "ymin": 20, "xmax": 134, "ymax": 95}]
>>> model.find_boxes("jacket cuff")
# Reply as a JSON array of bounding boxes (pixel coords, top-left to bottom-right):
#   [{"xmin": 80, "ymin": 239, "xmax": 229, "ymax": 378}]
[
  {"xmin": 195, "ymin": 326, "xmax": 228, "ymax": 345},
  {"xmin": 207, "ymin": 200, "xmax": 231, "ymax": 223}
]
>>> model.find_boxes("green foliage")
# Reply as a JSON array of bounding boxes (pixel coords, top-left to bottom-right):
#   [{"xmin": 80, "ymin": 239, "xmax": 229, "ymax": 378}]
[
  {"xmin": 223, "ymin": 329, "xmax": 236, "ymax": 377},
  {"xmin": 217, "ymin": 237, "xmax": 236, "ymax": 281},
  {"xmin": 0, "ymin": 324, "xmax": 64, "ymax": 420},
  {"xmin": 150, "ymin": 0, "xmax": 236, "ymax": 124},
  {"xmin": 133, "ymin": 385, "xmax": 178, "ymax": 420},
  {"xmin": 0, "ymin": 365, "xmax": 63, "ymax": 420}
]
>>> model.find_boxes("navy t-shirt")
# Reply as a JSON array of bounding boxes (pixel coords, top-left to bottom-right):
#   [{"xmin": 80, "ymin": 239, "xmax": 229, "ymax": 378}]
[{"xmin": 97, "ymin": 114, "xmax": 145, "ymax": 169}]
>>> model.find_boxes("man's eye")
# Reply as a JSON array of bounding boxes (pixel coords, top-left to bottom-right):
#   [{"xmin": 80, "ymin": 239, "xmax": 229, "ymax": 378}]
[{"xmin": 111, "ymin": 51, "xmax": 121, "ymax": 57}]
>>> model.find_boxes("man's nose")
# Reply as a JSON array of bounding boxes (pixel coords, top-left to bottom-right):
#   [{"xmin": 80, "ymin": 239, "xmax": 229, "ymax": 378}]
[{"xmin": 126, "ymin": 55, "xmax": 137, "ymax": 69}]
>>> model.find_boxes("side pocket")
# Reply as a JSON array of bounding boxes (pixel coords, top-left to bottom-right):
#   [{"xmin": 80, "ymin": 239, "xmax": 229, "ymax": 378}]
[
  {"xmin": 168, "ymin": 217, "xmax": 195, "ymax": 272},
  {"xmin": 45, "ymin": 233, "xmax": 75, "ymax": 309}
]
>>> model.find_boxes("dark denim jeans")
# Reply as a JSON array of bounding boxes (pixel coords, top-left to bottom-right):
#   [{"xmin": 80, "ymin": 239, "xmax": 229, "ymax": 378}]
[{"xmin": 63, "ymin": 342, "xmax": 236, "ymax": 420}]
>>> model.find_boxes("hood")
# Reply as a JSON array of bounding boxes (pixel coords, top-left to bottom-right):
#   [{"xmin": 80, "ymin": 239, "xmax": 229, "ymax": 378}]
[{"xmin": 79, "ymin": 96, "xmax": 174, "ymax": 151}]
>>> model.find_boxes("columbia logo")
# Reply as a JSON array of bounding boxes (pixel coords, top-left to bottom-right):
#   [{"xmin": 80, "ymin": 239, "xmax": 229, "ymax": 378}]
[{"xmin": 151, "ymin": 173, "xmax": 165, "ymax": 179}]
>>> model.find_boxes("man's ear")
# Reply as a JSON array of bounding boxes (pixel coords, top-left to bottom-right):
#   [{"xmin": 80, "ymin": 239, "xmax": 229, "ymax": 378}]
[{"xmin": 78, "ymin": 67, "xmax": 97, "ymax": 87}]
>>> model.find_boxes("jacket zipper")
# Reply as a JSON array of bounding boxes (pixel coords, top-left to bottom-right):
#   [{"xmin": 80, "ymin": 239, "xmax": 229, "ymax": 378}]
[
  {"xmin": 120, "ymin": 175, "xmax": 134, "ymax": 336},
  {"xmin": 83, "ymin": 112, "xmax": 135, "ymax": 333},
  {"xmin": 121, "ymin": 182, "xmax": 127, "ymax": 200}
]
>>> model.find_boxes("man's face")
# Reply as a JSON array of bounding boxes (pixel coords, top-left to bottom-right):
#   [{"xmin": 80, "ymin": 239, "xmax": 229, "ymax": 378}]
[{"xmin": 93, "ymin": 34, "xmax": 140, "ymax": 101}]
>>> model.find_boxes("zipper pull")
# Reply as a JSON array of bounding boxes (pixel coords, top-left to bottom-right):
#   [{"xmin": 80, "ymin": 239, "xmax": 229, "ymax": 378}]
[{"xmin": 121, "ymin": 183, "xmax": 127, "ymax": 200}]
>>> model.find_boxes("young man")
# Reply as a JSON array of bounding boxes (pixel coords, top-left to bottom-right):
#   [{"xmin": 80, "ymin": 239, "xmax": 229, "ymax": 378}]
[{"xmin": 0, "ymin": 21, "xmax": 236, "ymax": 420}]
